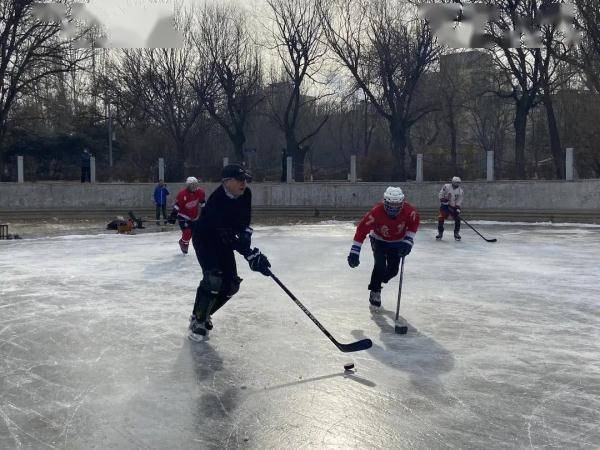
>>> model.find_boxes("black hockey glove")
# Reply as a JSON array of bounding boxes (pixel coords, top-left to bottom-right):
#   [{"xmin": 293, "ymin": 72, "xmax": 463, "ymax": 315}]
[
  {"xmin": 245, "ymin": 248, "xmax": 271, "ymax": 276},
  {"xmin": 237, "ymin": 227, "xmax": 253, "ymax": 254},
  {"xmin": 347, "ymin": 252, "xmax": 360, "ymax": 268},
  {"xmin": 451, "ymin": 206, "xmax": 461, "ymax": 216},
  {"xmin": 167, "ymin": 209, "xmax": 178, "ymax": 225},
  {"xmin": 397, "ymin": 238, "xmax": 413, "ymax": 257}
]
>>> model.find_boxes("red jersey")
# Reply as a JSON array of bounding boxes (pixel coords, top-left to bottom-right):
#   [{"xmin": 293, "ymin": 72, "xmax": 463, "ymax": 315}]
[
  {"xmin": 352, "ymin": 201, "xmax": 420, "ymax": 249},
  {"xmin": 174, "ymin": 187, "xmax": 206, "ymax": 221}
]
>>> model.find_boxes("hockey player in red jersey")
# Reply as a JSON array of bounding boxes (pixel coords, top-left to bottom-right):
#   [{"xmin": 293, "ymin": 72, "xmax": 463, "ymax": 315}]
[
  {"xmin": 347, "ymin": 187, "xmax": 420, "ymax": 308},
  {"xmin": 168, "ymin": 176, "xmax": 206, "ymax": 254}
]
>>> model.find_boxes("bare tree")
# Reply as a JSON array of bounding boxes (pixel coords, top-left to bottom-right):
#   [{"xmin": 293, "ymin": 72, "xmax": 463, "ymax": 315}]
[
  {"xmin": 557, "ymin": 0, "xmax": 600, "ymax": 94},
  {"xmin": 266, "ymin": 0, "xmax": 330, "ymax": 182},
  {"xmin": 0, "ymin": 0, "xmax": 89, "ymax": 179},
  {"xmin": 106, "ymin": 15, "xmax": 203, "ymax": 180},
  {"xmin": 319, "ymin": 0, "xmax": 440, "ymax": 181},
  {"xmin": 192, "ymin": 3, "xmax": 263, "ymax": 164}
]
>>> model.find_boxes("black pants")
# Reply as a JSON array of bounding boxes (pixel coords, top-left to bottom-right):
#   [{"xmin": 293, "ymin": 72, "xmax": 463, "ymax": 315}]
[
  {"xmin": 368, "ymin": 237, "xmax": 401, "ymax": 292},
  {"xmin": 191, "ymin": 237, "xmax": 242, "ymax": 322},
  {"xmin": 155, "ymin": 204, "xmax": 167, "ymax": 224}
]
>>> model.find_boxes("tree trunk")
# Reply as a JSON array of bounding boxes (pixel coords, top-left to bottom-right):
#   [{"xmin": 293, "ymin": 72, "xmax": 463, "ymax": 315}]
[
  {"xmin": 513, "ymin": 106, "xmax": 528, "ymax": 179},
  {"xmin": 390, "ymin": 121, "xmax": 407, "ymax": 181},
  {"xmin": 292, "ymin": 145, "xmax": 307, "ymax": 182},
  {"xmin": 232, "ymin": 131, "xmax": 246, "ymax": 164},
  {"xmin": 541, "ymin": 93, "xmax": 564, "ymax": 179},
  {"xmin": 172, "ymin": 139, "xmax": 186, "ymax": 181}
]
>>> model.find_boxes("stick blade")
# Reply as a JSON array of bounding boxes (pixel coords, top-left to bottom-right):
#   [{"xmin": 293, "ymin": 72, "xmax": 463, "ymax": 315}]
[
  {"xmin": 486, "ymin": 238, "xmax": 498, "ymax": 243},
  {"xmin": 336, "ymin": 338, "xmax": 372, "ymax": 353}
]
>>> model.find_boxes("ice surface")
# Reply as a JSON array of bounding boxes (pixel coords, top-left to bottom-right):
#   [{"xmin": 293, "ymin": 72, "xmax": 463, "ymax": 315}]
[{"xmin": 1, "ymin": 223, "xmax": 599, "ymax": 448}]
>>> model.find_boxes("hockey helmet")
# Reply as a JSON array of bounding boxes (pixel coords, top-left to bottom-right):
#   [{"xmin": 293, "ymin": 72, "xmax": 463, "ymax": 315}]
[
  {"xmin": 186, "ymin": 176, "xmax": 199, "ymax": 190},
  {"xmin": 451, "ymin": 176, "xmax": 461, "ymax": 185},
  {"xmin": 383, "ymin": 186, "xmax": 405, "ymax": 217},
  {"xmin": 222, "ymin": 164, "xmax": 252, "ymax": 182}
]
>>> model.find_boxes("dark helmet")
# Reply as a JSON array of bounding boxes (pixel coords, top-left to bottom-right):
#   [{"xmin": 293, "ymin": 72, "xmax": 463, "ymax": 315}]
[{"xmin": 222, "ymin": 164, "xmax": 252, "ymax": 182}]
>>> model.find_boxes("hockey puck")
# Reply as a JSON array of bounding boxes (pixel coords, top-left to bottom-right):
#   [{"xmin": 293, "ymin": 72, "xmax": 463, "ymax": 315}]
[{"xmin": 343, "ymin": 362, "xmax": 355, "ymax": 371}]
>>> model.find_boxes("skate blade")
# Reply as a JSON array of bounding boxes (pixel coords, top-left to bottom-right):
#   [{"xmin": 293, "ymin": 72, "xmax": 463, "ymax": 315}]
[{"xmin": 187, "ymin": 330, "xmax": 208, "ymax": 342}]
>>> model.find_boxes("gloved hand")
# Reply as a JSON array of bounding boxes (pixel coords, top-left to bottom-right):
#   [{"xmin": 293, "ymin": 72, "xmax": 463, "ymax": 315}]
[
  {"xmin": 398, "ymin": 236, "xmax": 414, "ymax": 257},
  {"xmin": 245, "ymin": 248, "xmax": 271, "ymax": 276},
  {"xmin": 347, "ymin": 252, "xmax": 360, "ymax": 268},
  {"xmin": 167, "ymin": 209, "xmax": 177, "ymax": 225},
  {"xmin": 453, "ymin": 206, "xmax": 461, "ymax": 216},
  {"xmin": 237, "ymin": 227, "xmax": 253, "ymax": 253}
]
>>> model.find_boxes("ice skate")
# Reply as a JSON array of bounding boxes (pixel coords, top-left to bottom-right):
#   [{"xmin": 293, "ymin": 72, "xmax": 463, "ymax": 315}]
[
  {"xmin": 179, "ymin": 239, "xmax": 189, "ymax": 254},
  {"xmin": 188, "ymin": 316, "xmax": 208, "ymax": 341},
  {"xmin": 369, "ymin": 290, "xmax": 381, "ymax": 308},
  {"xmin": 436, "ymin": 232, "xmax": 443, "ymax": 240},
  {"xmin": 454, "ymin": 232, "xmax": 461, "ymax": 241}
]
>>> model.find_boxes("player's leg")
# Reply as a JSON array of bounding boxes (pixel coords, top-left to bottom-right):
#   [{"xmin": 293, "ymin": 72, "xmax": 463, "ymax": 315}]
[
  {"xmin": 437, "ymin": 207, "xmax": 449, "ymax": 240},
  {"xmin": 367, "ymin": 238, "xmax": 386, "ymax": 306},
  {"xmin": 178, "ymin": 218, "xmax": 192, "ymax": 254},
  {"xmin": 383, "ymin": 246, "xmax": 401, "ymax": 283},
  {"xmin": 453, "ymin": 215, "xmax": 461, "ymax": 240}
]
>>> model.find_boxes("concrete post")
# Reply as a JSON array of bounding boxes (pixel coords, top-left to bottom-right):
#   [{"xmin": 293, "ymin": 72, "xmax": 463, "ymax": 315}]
[
  {"xmin": 487, "ymin": 151, "xmax": 494, "ymax": 181},
  {"xmin": 416, "ymin": 154, "xmax": 423, "ymax": 183},
  {"xmin": 90, "ymin": 157, "xmax": 96, "ymax": 183},
  {"xmin": 17, "ymin": 156, "xmax": 24, "ymax": 183},
  {"xmin": 565, "ymin": 148, "xmax": 574, "ymax": 181},
  {"xmin": 223, "ymin": 157, "xmax": 229, "ymax": 167},
  {"xmin": 158, "ymin": 158, "xmax": 165, "ymax": 181},
  {"xmin": 286, "ymin": 156, "xmax": 293, "ymax": 183},
  {"xmin": 350, "ymin": 155, "xmax": 357, "ymax": 182}
]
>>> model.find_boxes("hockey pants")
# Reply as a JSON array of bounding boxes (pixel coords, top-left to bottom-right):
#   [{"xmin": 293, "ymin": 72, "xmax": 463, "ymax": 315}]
[{"xmin": 368, "ymin": 237, "xmax": 401, "ymax": 292}]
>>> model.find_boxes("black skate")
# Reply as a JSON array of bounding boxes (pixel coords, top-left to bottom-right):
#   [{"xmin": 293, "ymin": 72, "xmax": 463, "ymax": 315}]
[
  {"xmin": 369, "ymin": 290, "xmax": 381, "ymax": 308},
  {"xmin": 454, "ymin": 232, "xmax": 461, "ymax": 241},
  {"xmin": 188, "ymin": 316, "xmax": 208, "ymax": 341},
  {"xmin": 436, "ymin": 233, "xmax": 443, "ymax": 240}
]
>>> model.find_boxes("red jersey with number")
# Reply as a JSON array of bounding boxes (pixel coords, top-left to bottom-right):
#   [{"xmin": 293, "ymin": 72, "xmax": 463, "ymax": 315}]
[
  {"xmin": 353, "ymin": 201, "xmax": 420, "ymax": 245},
  {"xmin": 174, "ymin": 188, "xmax": 206, "ymax": 221}
]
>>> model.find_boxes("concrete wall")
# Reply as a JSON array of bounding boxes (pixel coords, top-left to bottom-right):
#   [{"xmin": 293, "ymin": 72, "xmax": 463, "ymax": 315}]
[{"xmin": 0, "ymin": 180, "xmax": 598, "ymax": 222}]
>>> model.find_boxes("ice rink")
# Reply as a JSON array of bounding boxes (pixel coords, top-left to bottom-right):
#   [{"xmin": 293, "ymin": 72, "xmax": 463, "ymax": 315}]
[{"xmin": 1, "ymin": 222, "xmax": 599, "ymax": 449}]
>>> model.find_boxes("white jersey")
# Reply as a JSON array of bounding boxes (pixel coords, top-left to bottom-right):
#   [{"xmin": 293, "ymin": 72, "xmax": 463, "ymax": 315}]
[{"xmin": 439, "ymin": 183, "xmax": 464, "ymax": 208}]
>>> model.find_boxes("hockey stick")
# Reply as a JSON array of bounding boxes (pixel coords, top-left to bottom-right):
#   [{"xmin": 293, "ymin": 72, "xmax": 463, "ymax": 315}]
[
  {"xmin": 459, "ymin": 217, "xmax": 497, "ymax": 243},
  {"xmin": 394, "ymin": 257, "xmax": 408, "ymax": 334},
  {"xmin": 269, "ymin": 272, "xmax": 373, "ymax": 353}
]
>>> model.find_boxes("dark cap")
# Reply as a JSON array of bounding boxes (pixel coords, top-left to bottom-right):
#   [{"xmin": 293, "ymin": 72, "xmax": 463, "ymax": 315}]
[{"xmin": 222, "ymin": 164, "xmax": 252, "ymax": 182}]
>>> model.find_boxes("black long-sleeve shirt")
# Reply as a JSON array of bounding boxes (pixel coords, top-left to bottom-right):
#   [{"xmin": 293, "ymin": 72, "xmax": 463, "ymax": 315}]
[{"xmin": 193, "ymin": 184, "xmax": 252, "ymax": 255}]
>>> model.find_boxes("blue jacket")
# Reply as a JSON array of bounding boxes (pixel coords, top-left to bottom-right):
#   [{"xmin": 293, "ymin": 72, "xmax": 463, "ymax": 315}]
[{"xmin": 153, "ymin": 185, "xmax": 170, "ymax": 205}]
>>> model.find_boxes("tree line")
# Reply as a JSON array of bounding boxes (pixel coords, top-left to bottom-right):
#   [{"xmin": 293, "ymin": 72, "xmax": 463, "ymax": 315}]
[{"xmin": 1, "ymin": 0, "xmax": 599, "ymax": 183}]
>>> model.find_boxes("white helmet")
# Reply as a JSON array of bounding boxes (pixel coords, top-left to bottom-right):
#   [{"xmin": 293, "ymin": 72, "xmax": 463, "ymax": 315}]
[
  {"xmin": 383, "ymin": 186, "xmax": 405, "ymax": 217},
  {"xmin": 451, "ymin": 176, "xmax": 461, "ymax": 184},
  {"xmin": 186, "ymin": 176, "xmax": 199, "ymax": 190}
]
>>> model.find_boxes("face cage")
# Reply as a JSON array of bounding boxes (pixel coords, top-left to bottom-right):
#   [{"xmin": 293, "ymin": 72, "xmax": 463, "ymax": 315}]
[{"xmin": 384, "ymin": 201, "xmax": 403, "ymax": 216}]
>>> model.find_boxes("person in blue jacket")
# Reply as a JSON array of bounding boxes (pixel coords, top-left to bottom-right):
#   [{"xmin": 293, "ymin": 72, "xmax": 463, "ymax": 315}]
[{"xmin": 153, "ymin": 180, "xmax": 170, "ymax": 225}]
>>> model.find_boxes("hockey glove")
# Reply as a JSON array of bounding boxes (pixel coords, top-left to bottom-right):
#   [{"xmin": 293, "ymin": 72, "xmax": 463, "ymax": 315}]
[
  {"xmin": 167, "ymin": 209, "xmax": 178, "ymax": 225},
  {"xmin": 246, "ymin": 248, "xmax": 271, "ymax": 276},
  {"xmin": 397, "ymin": 236, "xmax": 414, "ymax": 257},
  {"xmin": 453, "ymin": 207, "xmax": 461, "ymax": 216},
  {"xmin": 347, "ymin": 242, "xmax": 361, "ymax": 268},
  {"xmin": 237, "ymin": 227, "xmax": 253, "ymax": 254}
]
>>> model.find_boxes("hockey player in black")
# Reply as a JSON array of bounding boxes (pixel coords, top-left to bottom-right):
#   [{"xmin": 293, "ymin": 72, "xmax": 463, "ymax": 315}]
[{"xmin": 188, "ymin": 164, "xmax": 271, "ymax": 341}]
